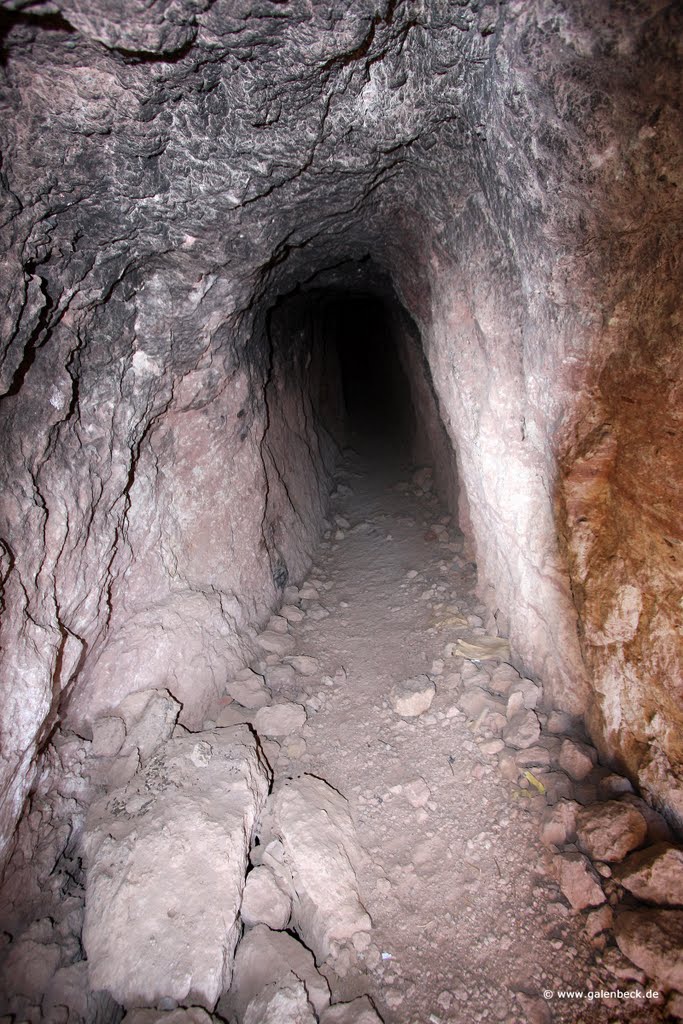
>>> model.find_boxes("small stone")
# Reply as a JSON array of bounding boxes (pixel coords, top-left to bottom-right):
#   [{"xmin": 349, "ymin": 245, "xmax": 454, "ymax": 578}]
[
  {"xmin": 546, "ymin": 710, "xmax": 578, "ymax": 734},
  {"xmin": 216, "ymin": 705, "xmax": 252, "ymax": 728},
  {"xmin": 459, "ymin": 687, "xmax": 503, "ymax": 718},
  {"xmin": 558, "ymin": 739, "xmax": 596, "ymax": 781},
  {"xmin": 281, "ymin": 605, "xmax": 305, "ymax": 623},
  {"xmin": 614, "ymin": 910, "xmax": 683, "ymax": 990},
  {"xmin": 502, "ymin": 710, "xmax": 540, "ymax": 750},
  {"xmin": 479, "ymin": 738, "xmax": 505, "ymax": 756},
  {"xmin": 615, "ymin": 843, "xmax": 683, "ymax": 905},
  {"xmin": 509, "ymin": 678, "xmax": 541, "ymax": 710},
  {"xmin": 91, "ymin": 717, "xmax": 126, "ymax": 758},
  {"xmin": 264, "ymin": 663, "xmax": 297, "ymax": 688},
  {"xmin": 298, "ymin": 585, "xmax": 320, "ymax": 601},
  {"xmin": 555, "ymin": 852, "xmax": 606, "ymax": 911},
  {"xmin": 390, "ymin": 675, "xmax": 436, "ymax": 717},
  {"xmin": 540, "ymin": 800, "xmax": 579, "ymax": 848},
  {"xmin": 286, "ymin": 655, "xmax": 320, "ymax": 676},
  {"xmin": 403, "ymin": 778, "xmax": 431, "ymax": 807},
  {"xmin": 256, "ymin": 631, "xmax": 296, "ymax": 656},
  {"xmin": 241, "ymin": 867, "xmax": 292, "ymax": 930},
  {"xmin": 585, "ymin": 905, "xmax": 613, "ymax": 938},
  {"xmin": 267, "ymin": 615, "xmax": 290, "ymax": 634},
  {"xmin": 513, "ymin": 745, "xmax": 551, "ymax": 767},
  {"xmin": 307, "ymin": 603, "xmax": 330, "ymax": 620},
  {"xmin": 576, "ymin": 801, "xmax": 648, "ymax": 862},
  {"xmin": 254, "ymin": 703, "xmax": 307, "ymax": 737},
  {"xmin": 225, "ymin": 669, "xmax": 271, "ymax": 709},
  {"xmin": 598, "ymin": 773, "xmax": 634, "ymax": 798}
]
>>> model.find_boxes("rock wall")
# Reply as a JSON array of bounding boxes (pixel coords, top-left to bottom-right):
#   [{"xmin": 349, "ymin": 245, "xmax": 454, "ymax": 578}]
[{"xmin": 0, "ymin": 0, "xmax": 680, "ymax": 860}]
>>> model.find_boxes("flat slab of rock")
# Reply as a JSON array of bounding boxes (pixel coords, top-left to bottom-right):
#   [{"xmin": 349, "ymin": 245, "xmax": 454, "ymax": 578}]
[
  {"xmin": 615, "ymin": 843, "xmax": 683, "ymax": 905},
  {"xmin": 615, "ymin": 909, "xmax": 683, "ymax": 990},
  {"xmin": 555, "ymin": 852, "xmax": 606, "ymax": 911},
  {"xmin": 220, "ymin": 924, "xmax": 329, "ymax": 1022},
  {"xmin": 258, "ymin": 775, "xmax": 371, "ymax": 962},
  {"xmin": 83, "ymin": 726, "xmax": 270, "ymax": 1009},
  {"xmin": 241, "ymin": 866, "xmax": 292, "ymax": 930},
  {"xmin": 254, "ymin": 703, "xmax": 307, "ymax": 737},
  {"xmin": 225, "ymin": 669, "xmax": 271, "ymax": 709},
  {"xmin": 576, "ymin": 801, "xmax": 647, "ymax": 863},
  {"xmin": 390, "ymin": 675, "xmax": 435, "ymax": 717},
  {"xmin": 256, "ymin": 631, "xmax": 296, "ymax": 656},
  {"xmin": 502, "ymin": 709, "xmax": 540, "ymax": 750}
]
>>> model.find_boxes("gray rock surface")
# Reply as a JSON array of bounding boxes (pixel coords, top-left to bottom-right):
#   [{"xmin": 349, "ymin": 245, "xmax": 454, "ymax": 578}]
[
  {"xmin": 82, "ymin": 726, "xmax": 270, "ymax": 1009},
  {"xmin": 320, "ymin": 996, "xmax": 384, "ymax": 1023}
]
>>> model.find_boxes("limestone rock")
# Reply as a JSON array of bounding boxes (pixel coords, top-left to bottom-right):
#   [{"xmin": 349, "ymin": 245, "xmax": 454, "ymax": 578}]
[
  {"xmin": 390, "ymin": 675, "xmax": 436, "ymax": 717},
  {"xmin": 123, "ymin": 1011, "xmax": 213, "ymax": 1024},
  {"xmin": 226, "ymin": 669, "xmax": 271, "ymax": 709},
  {"xmin": 117, "ymin": 688, "xmax": 181, "ymax": 763},
  {"xmin": 614, "ymin": 909, "xmax": 683, "ymax": 990},
  {"xmin": 221, "ymin": 924, "xmax": 329, "ymax": 1022},
  {"xmin": 286, "ymin": 656, "xmax": 320, "ymax": 676},
  {"xmin": 254, "ymin": 703, "xmax": 307, "ymax": 737},
  {"xmin": 540, "ymin": 800, "xmax": 580, "ymax": 848},
  {"xmin": 558, "ymin": 739, "xmax": 597, "ymax": 781},
  {"xmin": 258, "ymin": 775, "xmax": 371, "ymax": 962},
  {"xmin": 320, "ymin": 996, "xmax": 385, "ymax": 1023},
  {"xmin": 502, "ymin": 710, "xmax": 540, "ymax": 750},
  {"xmin": 241, "ymin": 866, "xmax": 292, "ymax": 930},
  {"xmin": 576, "ymin": 801, "xmax": 648, "ymax": 863},
  {"xmin": 82, "ymin": 726, "xmax": 270, "ymax": 1009},
  {"xmin": 459, "ymin": 686, "xmax": 503, "ymax": 719},
  {"xmin": 256, "ymin": 632, "xmax": 297, "ymax": 656},
  {"xmin": 555, "ymin": 852, "xmax": 606, "ymax": 911},
  {"xmin": 615, "ymin": 843, "xmax": 683, "ymax": 905},
  {"xmin": 91, "ymin": 716, "xmax": 126, "ymax": 758},
  {"xmin": 243, "ymin": 977, "xmax": 317, "ymax": 1024}
]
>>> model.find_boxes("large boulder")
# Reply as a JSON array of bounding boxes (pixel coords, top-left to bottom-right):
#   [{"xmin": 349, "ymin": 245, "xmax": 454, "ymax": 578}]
[
  {"xmin": 83, "ymin": 726, "xmax": 270, "ymax": 1009},
  {"xmin": 257, "ymin": 775, "xmax": 371, "ymax": 962}
]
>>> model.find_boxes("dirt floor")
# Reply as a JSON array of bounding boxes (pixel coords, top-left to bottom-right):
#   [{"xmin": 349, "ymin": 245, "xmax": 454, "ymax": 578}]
[{"xmin": 250, "ymin": 448, "xmax": 668, "ymax": 1024}]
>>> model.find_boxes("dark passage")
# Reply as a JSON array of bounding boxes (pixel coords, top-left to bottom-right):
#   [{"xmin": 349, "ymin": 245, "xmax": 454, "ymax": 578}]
[{"xmin": 322, "ymin": 292, "xmax": 417, "ymax": 455}]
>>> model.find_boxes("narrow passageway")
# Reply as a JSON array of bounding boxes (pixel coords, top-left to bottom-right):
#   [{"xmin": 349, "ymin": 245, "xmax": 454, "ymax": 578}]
[{"xmin": 207, "ymin": 449, "xmax": 670, "ymax": 1024}]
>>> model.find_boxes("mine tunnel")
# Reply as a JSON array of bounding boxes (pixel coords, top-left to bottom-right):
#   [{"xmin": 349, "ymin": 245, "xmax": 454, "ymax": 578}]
[{"xmin": 0, "ymin": 1, "xmax": 681, "ymax": 1022}]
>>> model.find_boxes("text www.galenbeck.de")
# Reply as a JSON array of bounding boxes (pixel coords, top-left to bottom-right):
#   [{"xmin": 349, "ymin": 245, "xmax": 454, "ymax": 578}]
[{"xmin": 543, "ymin": 988, "xmax": 660, "ymax": 1002}]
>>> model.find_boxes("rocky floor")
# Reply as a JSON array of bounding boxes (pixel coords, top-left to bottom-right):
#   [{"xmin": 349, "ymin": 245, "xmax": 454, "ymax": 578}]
[
  {"xmin": 1, "ymin": 450, "xmax": 681, "ymax": 1023},
  {"xmin": 230, "ymin": 452, "xmax": 676, "ymax": 1024}
]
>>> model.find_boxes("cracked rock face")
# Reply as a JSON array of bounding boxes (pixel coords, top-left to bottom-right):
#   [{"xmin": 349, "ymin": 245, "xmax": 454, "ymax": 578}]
[{"xmin": 0, "ymin": 0, "xmax": 681, "ymax": 860}]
